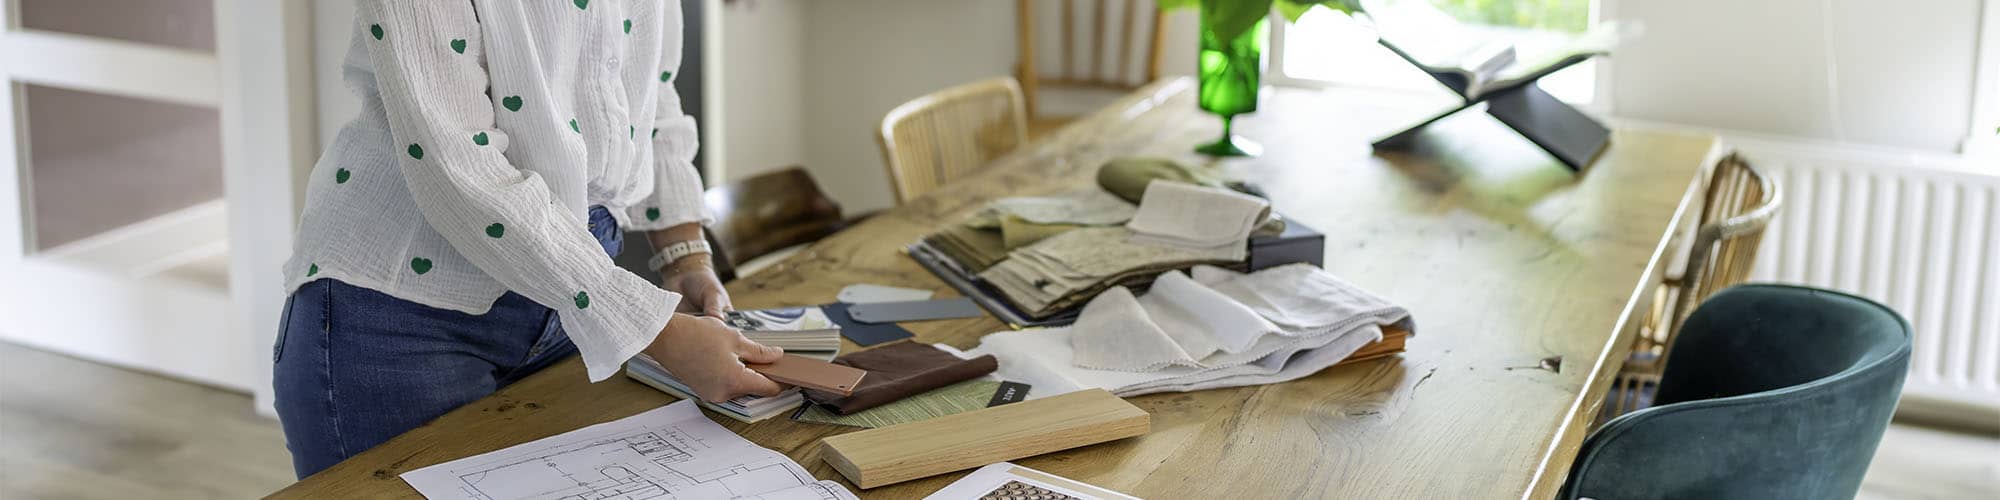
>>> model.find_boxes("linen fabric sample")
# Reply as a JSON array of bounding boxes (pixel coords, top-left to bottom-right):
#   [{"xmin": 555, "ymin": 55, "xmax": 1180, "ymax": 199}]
[
  {"xmin": 969, "ymin": 264, "xmax": 1415, "ymax": 398},
  {"xmin": 1095, "ymin": 157, "xmax": 1231, "ymax": 203},
  {"xmin": 978, "ymin": 227, "xmax": 1240, "ymax": 317},
  {"xmin": 1124, "ymin": 182, "xmax": 1270, "ymax": 261}
]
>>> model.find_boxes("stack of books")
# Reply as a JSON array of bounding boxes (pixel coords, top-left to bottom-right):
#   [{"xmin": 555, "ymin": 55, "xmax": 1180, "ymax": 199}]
[
  {"xmin": 724, "ymin": 307, "xmax": 842, "ymax": 355},
  {"xmin": 625, "ymin": 306, "xmax": 843, "ymax": 422}
]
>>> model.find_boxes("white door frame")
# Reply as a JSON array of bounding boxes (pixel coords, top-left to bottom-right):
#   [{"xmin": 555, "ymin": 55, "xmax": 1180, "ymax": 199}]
[
  {"xmin": 1969, "ymin": 0, "xmax": 1999, "ymax": 157},
  {"xmin": 217, "ymin": 0, "xmax": 315, "ymax": 413},
  {"xmin": 0, "ymin": 0, "xmax": 313, "ymax": 409}
]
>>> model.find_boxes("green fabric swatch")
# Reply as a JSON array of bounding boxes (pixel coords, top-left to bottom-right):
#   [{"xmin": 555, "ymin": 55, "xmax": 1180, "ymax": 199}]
[{"xmin": 793, "ymin": 379, "xmax": 1000, "ymax": 429}]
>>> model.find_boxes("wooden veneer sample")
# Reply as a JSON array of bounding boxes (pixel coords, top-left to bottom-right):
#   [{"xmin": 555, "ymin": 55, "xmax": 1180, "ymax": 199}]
[{"xmin": 819, "ymin": 388, "xmax": 1149, "ymax": 489}]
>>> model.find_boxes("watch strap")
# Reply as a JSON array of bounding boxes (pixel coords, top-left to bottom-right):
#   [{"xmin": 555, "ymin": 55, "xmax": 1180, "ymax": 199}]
[{"xmin": 648, "ymin": 239, "xmax": 712, "ymax": 271}]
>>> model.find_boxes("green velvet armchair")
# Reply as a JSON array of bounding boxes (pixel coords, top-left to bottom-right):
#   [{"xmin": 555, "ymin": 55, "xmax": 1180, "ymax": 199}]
[{"xmin": 1561, "ymin": 284, "xmax": 1912, "ymax": 500}]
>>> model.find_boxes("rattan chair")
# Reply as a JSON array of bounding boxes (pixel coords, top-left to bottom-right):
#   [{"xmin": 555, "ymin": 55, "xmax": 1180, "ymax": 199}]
[
  {"xmin": 1604, "ymin": 152, "xmax": 1784, "ymax": 420},
  {"xmin": 1015, "ymin": 0, "xmax": 1167, "ymax": 137},
  {"xmin": 877, "ymin": 77, "xmax": 1030, "ymax": 205}
]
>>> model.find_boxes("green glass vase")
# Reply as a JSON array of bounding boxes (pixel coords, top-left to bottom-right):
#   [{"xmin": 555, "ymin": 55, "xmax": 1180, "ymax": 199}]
[{"xmin": 1195, "ymin": 15, "xmax": 1267, "ymax": 157}]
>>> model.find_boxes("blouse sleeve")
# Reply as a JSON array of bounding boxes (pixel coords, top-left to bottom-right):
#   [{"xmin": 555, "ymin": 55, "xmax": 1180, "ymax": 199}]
[
  {"xmin": 358, "ymin": 1, "xmax": 677, "ymax": 382},
  {"xmin": 625, "ymin": 4, "xmax": 711, "ymax": 232}
]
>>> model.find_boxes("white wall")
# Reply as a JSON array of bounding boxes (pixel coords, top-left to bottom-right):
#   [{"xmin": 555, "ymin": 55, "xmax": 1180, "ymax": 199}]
[
  {"xmin": 1608, "ymin": 0, "xmax": 1984, "ymax": 154},
  {"xmin": 313, "ymin": 1, "xmax": 357, "ymax": 152},
  {"xmin": 715, "ymin": 0, "xmax": 808, "ymax": 182},
  {"xmin": 795, "ymin": 0, "xmax": 1200, "ymax": 212},
  {"xmin": 798, "ymin": 0, "xmax": 1015, "ymax": 212}
]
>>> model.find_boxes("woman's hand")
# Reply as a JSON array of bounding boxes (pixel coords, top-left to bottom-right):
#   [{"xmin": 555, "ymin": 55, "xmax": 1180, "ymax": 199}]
[
  {"xmin": 644, "ymin": 313, "xmax": 784, "ymax": 402},
  {"xmin": 659, "ymin": 254, "xmax": 732, "ymax": 317}
]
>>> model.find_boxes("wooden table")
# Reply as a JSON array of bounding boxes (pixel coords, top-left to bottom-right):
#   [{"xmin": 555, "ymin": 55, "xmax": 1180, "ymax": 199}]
[{"xmin": 272, "ymin": 78, "xmax": 1718, "ymax": 499}]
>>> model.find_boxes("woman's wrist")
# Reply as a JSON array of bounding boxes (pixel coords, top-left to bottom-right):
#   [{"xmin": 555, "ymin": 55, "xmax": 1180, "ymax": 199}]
[{"xmin": 662, "ymin": 253, "xmax": 712, "ymax": 275}]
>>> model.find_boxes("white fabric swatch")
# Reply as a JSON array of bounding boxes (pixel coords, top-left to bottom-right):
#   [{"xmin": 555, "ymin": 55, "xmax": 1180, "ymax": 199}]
[
  {"xmin": 971, "ymin": 264, "xmax": 1414, "ymax": 397},
  {"xmin": 1124, "ymin": 182, "xmax": 1270, "ymax": 261},
  {"xmin": 971, "ymin": 189, "xmax": 1139, "ymax": 227}
]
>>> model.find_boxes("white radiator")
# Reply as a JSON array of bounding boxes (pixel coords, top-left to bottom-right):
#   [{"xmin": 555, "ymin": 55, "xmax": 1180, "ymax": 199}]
[{"xmin": 1737, "ymin": 138, "xmax": 2000, "ymax": 426}]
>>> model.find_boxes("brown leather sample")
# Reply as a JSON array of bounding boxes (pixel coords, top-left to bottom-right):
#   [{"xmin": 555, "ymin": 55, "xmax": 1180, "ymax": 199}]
[{"xmin": 804, "ymin": 341, "xmax": 999, "ymax": 415}]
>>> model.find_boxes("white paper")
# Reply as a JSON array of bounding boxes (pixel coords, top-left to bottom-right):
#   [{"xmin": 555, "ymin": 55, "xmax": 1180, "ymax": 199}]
[
  {"xmin": 401, "ymin": 401, "xmax": 857, "ymax": 500},
  {"xmin": 924, "ymin": 462, "xmax": 1138, "ymax": 500}
]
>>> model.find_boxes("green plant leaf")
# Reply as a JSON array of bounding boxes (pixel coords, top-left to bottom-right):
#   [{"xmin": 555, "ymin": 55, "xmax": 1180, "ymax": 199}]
[
  {"xmin": 1203, "ymin": 0, "xmax": 1275, "ymax": 43},
  {"xmin": 1281, "ymin": 0, "xmax": 1362, "ymax": 18},
  {"xmin": 1275, "ymin": 1, "xmax": 1314, "ymax": 22}
]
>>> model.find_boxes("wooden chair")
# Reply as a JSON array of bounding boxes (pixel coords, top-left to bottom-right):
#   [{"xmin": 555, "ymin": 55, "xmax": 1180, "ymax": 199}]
[
  {"xmin": 1602, "ymin": 152, "xmax": 1783, "ymax": 420},
  {"xmin": 702, "ymin": 167, "xmax": 849, "ymax": 282},
  {"xmin": 877, "ymin": 77, "xmax": 1029, "ymax": 205},
  {"xmin": 1015, "ymin": 0, "xmax": 1168, "ymax": 137}
]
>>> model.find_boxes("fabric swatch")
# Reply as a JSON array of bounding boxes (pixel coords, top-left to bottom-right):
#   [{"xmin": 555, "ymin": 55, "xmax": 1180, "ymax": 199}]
[
  {"xmin": 1125, "ymin": 182, "xmax": 1270, "ymax": 261},
  {"xmin": 792, "ymin": 379, "xmax": 1001, "ymax": 429},
  {"xmin": 803, "ymin": 341, "xmax": 999, "ymax": 414}
]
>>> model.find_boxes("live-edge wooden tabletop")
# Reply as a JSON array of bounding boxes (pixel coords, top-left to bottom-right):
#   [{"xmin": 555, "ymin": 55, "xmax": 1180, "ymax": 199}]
[{"xmin": 272, "ymin": 77, "xmax": 1717, "ymax": 499}]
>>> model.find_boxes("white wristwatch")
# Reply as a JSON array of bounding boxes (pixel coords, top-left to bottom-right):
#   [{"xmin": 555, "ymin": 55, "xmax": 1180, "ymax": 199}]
[{"xmin": 647, "ymin": 240, "xmax": 712, "ymax": 272}]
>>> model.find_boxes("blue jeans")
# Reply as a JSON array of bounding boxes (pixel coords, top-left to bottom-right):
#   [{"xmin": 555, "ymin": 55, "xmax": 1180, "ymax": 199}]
[{"xmin": 273, "ymin": 207, "xmax": 623, "ymax": 478}]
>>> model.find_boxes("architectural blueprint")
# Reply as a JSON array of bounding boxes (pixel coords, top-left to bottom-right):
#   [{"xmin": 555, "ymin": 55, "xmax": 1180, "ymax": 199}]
[{"xmin": 401, "ymin": 401, "xmax": 857, "ymax": 500}]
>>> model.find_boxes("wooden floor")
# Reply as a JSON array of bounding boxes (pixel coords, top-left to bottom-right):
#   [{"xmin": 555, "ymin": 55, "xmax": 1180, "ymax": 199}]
[
  {"xmin": 0, "ymin": 340, "xmax": 1994, "ymax": 499},
  {"xmin": 1, "ymin": 342, "xmax": 292, "ymax": 499}
]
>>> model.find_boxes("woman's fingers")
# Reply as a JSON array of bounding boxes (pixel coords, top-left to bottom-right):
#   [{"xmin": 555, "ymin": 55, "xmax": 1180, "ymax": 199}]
[
  {"xmin": 736, "ymin": 336, "xmax": 785, "ymax": 364},
  {"xmin": 733, "ymin": 368, "xmax": 785, "ymax": 397},
  {"xmin": 703, "ymin": 291, "xmax": 728, "ymax": 318}
]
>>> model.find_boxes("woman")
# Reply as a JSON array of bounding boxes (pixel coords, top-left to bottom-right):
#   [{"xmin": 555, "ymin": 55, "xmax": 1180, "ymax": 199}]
[{"xmin": 272, "ymin": 1, "xmax": 781, "ymax": 478}]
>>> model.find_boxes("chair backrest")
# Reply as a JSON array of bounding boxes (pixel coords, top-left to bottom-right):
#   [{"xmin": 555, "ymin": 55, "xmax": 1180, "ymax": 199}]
[
  {"xmin": 1662, "ymin": 153, "xmax": 1783, "ymax": 358},
  {"xmin": 877, "ymin": 77, "xmax": 1029, "ymax": 205},
  {"xmin": 1014, "ymin": 0, "xmax": 1167, "ymax": 119},
  {"xmin": 1563, "ymin": 285, "xmax": 1912, "ymax": 500},
  {"xmin": 702, "ymin": 167, "xmax": 845, "ymax": 281}
]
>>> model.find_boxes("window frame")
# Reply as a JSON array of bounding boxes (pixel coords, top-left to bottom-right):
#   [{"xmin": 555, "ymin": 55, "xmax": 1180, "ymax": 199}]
[
  {"xmin": 1967, "ymin": 0, "xmax": 1998, "ymax": 158},
  {"xmin": 1265, "ymin": 0, "xmax": 1613, "ymax": 115}
]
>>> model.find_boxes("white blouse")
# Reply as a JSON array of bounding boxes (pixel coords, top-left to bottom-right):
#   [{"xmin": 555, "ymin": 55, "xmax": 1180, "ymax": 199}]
[{"xmin": 285, "ymin": 0, "xmax": 706, "ymax": 382}]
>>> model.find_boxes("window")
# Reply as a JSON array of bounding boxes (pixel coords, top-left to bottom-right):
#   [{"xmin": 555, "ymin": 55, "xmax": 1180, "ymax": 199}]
[{"xmin": 1271, "ymin": 0, "xmax": 1600, "ymax": 107}]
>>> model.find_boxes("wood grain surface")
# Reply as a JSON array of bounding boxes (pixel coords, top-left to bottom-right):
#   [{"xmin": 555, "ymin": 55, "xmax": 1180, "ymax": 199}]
[
  {"xmin": 821, "ymin": 389, "xmax": 1150, "ymax": 489},
  {"xmin": 269, "ymin": 78, "xmax": 1717, "ymax": 499}
]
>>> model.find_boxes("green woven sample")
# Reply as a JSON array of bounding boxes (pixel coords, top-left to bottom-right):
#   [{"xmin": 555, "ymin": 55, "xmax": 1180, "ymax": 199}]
[{"xmin": 793, "ymin": 380, "xmax": 1001, "ymax": 429}]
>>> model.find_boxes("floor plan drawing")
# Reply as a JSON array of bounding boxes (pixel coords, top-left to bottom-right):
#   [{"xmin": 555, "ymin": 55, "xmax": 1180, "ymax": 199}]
[{"xmin": 401, "ymin": 401, "xmax": 856, "ymax": 500}]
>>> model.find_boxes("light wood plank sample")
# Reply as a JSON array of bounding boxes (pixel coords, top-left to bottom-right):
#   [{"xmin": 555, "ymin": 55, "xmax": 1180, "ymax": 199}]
[{"xmin": 820, "ymin": 389, "xmax": 1150, "ymax": 489}]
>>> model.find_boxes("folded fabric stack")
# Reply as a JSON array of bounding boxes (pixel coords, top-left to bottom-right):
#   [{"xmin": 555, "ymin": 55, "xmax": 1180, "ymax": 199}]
[
  {"xmin": 978, "ymin": 227, "xmax": 1243, "ymax": 317},
  {"xmin": 917, "ymin": 158, "xmax": 1292, "ymax": 322},
  {"xmin": 968, "ymin": 264, "xmax": 1415, "ymax": 397},
  {"xmin": 1124, "ymin": 181, "xmax": 1271, "ymax": 262},
  {"xmin": 923, "ymin": 189, "xmax": 1136, "ymax": 274}
]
